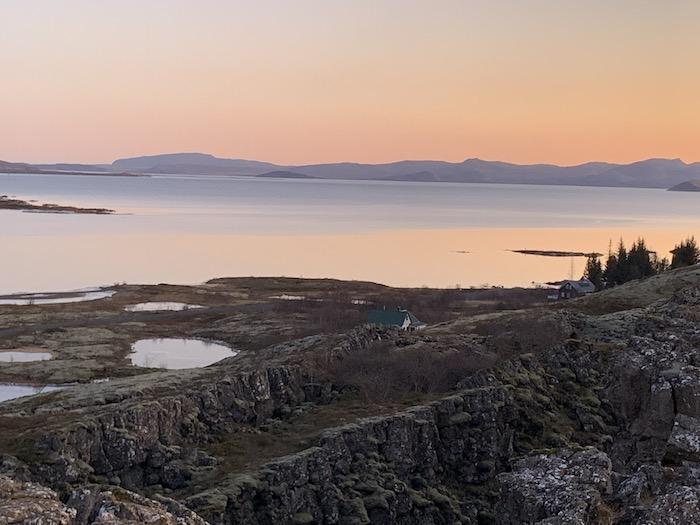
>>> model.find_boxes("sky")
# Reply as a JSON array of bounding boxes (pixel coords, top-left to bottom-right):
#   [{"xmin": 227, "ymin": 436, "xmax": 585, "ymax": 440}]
[{"xmin": 1, "ymin": 0, "xmax": 698, "ymax": 165}]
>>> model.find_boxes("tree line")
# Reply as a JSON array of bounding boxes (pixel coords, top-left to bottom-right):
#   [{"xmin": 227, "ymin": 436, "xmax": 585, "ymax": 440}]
[{"xmin": 584, "ymin": 236, "xmax": 699, "ymax": 290}]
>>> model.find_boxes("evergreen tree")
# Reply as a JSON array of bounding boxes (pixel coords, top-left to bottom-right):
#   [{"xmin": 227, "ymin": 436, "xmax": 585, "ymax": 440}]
[
  {"xmin": 671, "ymin": 237, "xmax": 700, "ymax": 268},
  {"xmin": 627, "ymin": 238, "xmax": 655, "ymax": 280},
  {"xmin": 654, "ymin": 255, "xmax": 670, "ymax": 274},
  {"xmin": 603, "ymin": 238, "xmax": 663, "ymax": 286},
  {"xmin": 603, "ymin": 239, "xmax": 627, "ymax": 286},
  {"xmin": 584, "ymin": 255, "xmax": 604, "ymax": 290}
]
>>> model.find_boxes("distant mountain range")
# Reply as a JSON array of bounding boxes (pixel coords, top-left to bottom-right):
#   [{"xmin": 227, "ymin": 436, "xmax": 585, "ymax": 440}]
[{"xmin": 3, "ymin": 153, "xmax": 700, "ymax": 190}]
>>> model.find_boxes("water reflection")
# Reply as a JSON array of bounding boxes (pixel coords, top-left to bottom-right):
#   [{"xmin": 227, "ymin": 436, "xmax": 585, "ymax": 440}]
[
  {"xmin": 2, "ymin": 174, "xmax": 699, "ymax": 292},
  {"xmin": 2, "ymin": 228, "xmax": 697, "ymax": 292},
  {"xmin": 0, "ymin": 384, "xmax": 61, "ymax": 403},
  {"xmin": 0, "ymin": 290, "xmax": 114, "ymax": 305},
  {"xmin": 0, "ymin": 351, "xmax": 52, "ymax": 362},
  {"xmin": 124, "ymin": 302, "xmax": 203, "ymax": 312},
  {"xmin": 129, "ymin": 338, "xmax": 236, "ymax": 369}
]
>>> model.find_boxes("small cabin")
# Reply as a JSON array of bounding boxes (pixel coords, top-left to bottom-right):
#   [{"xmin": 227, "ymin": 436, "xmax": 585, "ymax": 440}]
[
  {"xmin": 367, "ymin": 308, "xmax": 426, "ymax": 331},
  {"xmin": 558, "ymin": 278, "xmax": 596, "ymax": 300}
]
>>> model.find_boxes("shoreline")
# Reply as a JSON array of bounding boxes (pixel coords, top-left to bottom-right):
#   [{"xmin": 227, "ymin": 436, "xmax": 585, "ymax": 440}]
[{"xmin": 0, "ymin": 195, "xmax": 115, "ymax": 215}]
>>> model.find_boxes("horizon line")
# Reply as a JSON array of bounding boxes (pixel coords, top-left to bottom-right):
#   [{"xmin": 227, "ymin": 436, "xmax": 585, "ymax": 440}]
[{"xmin": 9, "ymin": 152, "xmax": 699, "ymax": 169}]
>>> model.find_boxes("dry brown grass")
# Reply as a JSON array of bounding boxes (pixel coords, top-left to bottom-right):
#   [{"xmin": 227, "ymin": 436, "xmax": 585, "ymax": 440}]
[
  {"xmin": 193, "ymin": 395, "xmax": 435, "ymax": 485},
  {"xmin": 311, "ymin": 341, "xmax": 497, "ymax": 403},
  {"xmin": 474, "ymin": 314, "xmax": 570, "ymax": 359}
]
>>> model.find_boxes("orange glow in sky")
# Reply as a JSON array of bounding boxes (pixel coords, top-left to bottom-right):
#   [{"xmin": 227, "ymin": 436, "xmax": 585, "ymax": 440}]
[{"xmin": 1, "ymin": 0, "xmax": 698, "ymax": 165}]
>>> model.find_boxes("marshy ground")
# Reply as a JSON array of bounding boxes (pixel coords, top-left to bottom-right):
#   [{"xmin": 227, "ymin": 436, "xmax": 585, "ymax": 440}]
[{"xmin": 0, "ymin": 277, "xmax": 550, "ymax": 385}]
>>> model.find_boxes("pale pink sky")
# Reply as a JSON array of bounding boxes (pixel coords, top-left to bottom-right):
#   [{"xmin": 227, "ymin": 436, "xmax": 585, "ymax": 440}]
[{"xmin": 1, "ymin": 0, "xmax": 698, "ymax": 165}]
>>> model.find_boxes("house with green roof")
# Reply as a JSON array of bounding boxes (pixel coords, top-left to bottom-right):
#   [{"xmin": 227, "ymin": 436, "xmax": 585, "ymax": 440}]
[{"xmin": 367, "ymin": 308, "xmax": 427, "ymax": 331}]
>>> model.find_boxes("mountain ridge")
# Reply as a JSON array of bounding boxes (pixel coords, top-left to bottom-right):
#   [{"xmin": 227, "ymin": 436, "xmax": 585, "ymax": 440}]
[{"xmin": 4, "ymin": 154, "xmax": 700, "ymax": 189}]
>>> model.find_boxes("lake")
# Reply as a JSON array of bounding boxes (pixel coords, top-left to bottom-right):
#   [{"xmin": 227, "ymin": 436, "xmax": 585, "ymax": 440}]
[{"xmin": 1, "ymin": 172, "xmax": 699, "ymax": 293}]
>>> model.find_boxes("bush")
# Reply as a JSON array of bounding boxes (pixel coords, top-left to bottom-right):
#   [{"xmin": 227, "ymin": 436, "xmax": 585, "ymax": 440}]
[
  {"xmin": 316, "ymin": 341, "xmax": 496, "ymax": 403},
  {"xmin": 475, "ymin": 315, "xmax": 569, "ymax": 359}
]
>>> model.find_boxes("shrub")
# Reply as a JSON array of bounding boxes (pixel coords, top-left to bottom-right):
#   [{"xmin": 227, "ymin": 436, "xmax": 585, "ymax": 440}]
[{"xmin": 316, "ymin": 341, "xmax": 496, "ymax": 403}]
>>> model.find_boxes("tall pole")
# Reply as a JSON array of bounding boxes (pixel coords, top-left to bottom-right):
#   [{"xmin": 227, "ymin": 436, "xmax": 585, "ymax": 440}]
[{"xmin": 570, "ymin": 257, "xmax": 574, "ymax": 280}]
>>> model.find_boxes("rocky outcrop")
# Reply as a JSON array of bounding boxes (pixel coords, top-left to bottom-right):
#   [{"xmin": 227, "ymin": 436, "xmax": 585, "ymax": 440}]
[
  {"xmin": 0, "ymin": 475, "xmax": 76, "ymax": 524},
  {"xmin": 496, "ymin": 449, "xmax": 613, "ymax": 524},
  {"xmin": 33, "ymin": 366, "xmax": 312, "ymax": 488},
  {"xmin": 67, "ymin": 486, "xmax": 208, "ymax": 524},
  {"xmin": 0, "ymin": 476, "xmax": 208, "ymax": 524},
  {"xmin": 188, "ymin": 386, "xmax": 514, "ymax": 523},
  {"xmin": 12, "ymin": 327, "xmax": 394, "ymax": 491},
  {"xmin": 6, "ymin": 283, "xmax": 700, "ymax": 523},
  {"xmin": 665, "ymin": 414, "xmax": 700, "ymax": 463}
]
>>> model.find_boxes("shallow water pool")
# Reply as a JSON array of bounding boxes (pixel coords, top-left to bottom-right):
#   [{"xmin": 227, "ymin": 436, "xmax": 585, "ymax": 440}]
[
  {"xmin": 0, "ymin": 289, "xmax": 114, "ymax": 306},
  {"xmin": 0, "ymin": 384, "xmax": 61, "ymax": 403},
  {"xmin": 0, "ymin": 351, "xmax": 52, "ymax": 362},
  {"xmin": 129, "ymin": 338, "xmax": 236, "ymax": 369},
  {"xmin": 124, "ymin": 302, "xmax": 203, "ymax": 312}
]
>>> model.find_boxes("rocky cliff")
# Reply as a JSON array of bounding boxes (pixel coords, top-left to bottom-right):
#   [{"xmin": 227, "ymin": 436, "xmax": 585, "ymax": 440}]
[{"xmin": 4, "ymin": 271, "xmax": 700, "ymax": 523}]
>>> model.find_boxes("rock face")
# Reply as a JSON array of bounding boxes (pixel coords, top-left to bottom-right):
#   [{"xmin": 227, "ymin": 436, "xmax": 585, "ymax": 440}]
[
  {"xmin": 67, "ymin": 486, "xmax": 208, "ymax": 525},
  {"xmin": 34, "ymin": 366, "xmax": 314, "ymax": 488},
  {"xmin": 665, "ymin": 414, "xmax": 700, "ymax": 462},
  {"xmin": 5, "ymin": 282, "xmax": 700, "ymax": 523},
  {"xmin": 190, "ymin": 386, "xmax": 514, "ymax": 524},
  {"xmin": 0, "ymin": 476, "xmax": 207, "ymax": 524},
  {"xmin": 0, "ymin": 475, "xmax": 76, "ymax": 524},
  {"xmin": 496, "ymin": 449, "xmax": 613, "ymax": 524}
]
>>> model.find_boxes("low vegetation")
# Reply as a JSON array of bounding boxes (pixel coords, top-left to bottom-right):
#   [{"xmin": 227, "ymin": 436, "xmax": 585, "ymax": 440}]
[{"xmin": 312, "ymin": 340, "xmax": 496, "ymax": 403}]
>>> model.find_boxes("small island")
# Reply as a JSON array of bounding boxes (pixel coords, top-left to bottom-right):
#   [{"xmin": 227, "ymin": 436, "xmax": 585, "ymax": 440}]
[
  {"xmin": 0, "ymin": 195, "xmax": 114, "ymax": 215},
  {"xmin": 668, "ymin": 180, "xmax": 700, "ymax": 192},
  {"xmin": 510, "ymin": 249, "xmax": 603, "ymax": 258}
]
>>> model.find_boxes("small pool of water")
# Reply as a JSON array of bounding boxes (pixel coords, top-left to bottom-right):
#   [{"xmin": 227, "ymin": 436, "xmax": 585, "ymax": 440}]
[
  {"xmin": 270, "ymin": 294, "xmax": 306, "ymax": 301},
  {"xmin": 0, "ymin": 351, "xmax": 52, "ymax": 362},
  {"xmin": 0, "ymin": 384, "xmax": 61, "ymax": 403},
  {"xmin": 129, "ymin": 338, "xmax": 236, "ymax": 369},
  {"xmin": 124, "ymin": 302, "xmax": 204, "ymax": 312},
  {"xmin": 0, "ymin": 289, "xmax": 114, "ymax": 306}
]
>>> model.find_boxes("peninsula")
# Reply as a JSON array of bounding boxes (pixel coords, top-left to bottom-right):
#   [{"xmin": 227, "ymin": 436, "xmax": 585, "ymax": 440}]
[{"xmin": 0, "ymin": 195, "xmax": 114, "ymax": 215}]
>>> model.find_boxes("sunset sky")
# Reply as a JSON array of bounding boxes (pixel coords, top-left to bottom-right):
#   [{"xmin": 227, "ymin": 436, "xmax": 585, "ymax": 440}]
[{"xmin": 1, "ymin": 0, "xmax": 698, "ymax": 165}]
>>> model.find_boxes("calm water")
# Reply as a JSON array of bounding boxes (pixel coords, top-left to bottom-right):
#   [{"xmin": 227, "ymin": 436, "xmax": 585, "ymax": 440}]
[
  {"xmin": 1, "ymin": 172, "xmax": 699, "ymax": 292},
  {"xmin": 0, "ymin": 384, "xmax": 61, "ymax": 403},
  {"xmin": 124, "ymin": 302, "xmax": 203, "ymax": 312},
  {"xmin": 0, "ymin": 290, "xmax": 114, "ymax": 305},
  {"xmin": 130, "ymin": 338, "xmax": 236, "ymax": 369},
  {"xmin": 0, "ymin": 351, "xmax": 52, "ymax": 362}
]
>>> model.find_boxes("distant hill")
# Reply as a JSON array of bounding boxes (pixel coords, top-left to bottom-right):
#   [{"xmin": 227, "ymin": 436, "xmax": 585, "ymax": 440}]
[
  {"xmin": 33, "ymin": 163, "xmax": 110, "ymax": 172},
  {"xmin": 256, "ymin": 171, "xmax": 315, "ymax": 179},
  {"xmin": 380, "ymin": 171, "xmax": 439, "ymax": 182},
  {"xmin": 6, "ymin": 152, "xmax": 700, "ymax": 189},
  {"xmin": 0, "ymin": 159, "xmax": 139, "ymax": 177},
  {"xmin": 0, "ymin": 160, "xmax": 34, "ymax": 173},
  {"xmin": 668, "ymin": 180, "xmax": 700, "ymax": 192},
  {"xmin": 111, "ymin": 153, "xmax": 278, "ymax": 176},
  {"xmin": 580, "ymin": 159, "xmax": 698, "ymax": 189},
  {"xmin": 284, "ymin": 157, "xmax": 700, "ymax": 188}
]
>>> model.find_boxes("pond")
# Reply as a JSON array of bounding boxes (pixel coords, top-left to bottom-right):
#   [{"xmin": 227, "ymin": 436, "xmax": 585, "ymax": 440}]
[
  {"xmin": 0, "ymin": 384, "xmax": 61, "ymax": 403},
  {"xmin": 0, "ymin": 289, "xmax": 114, "ymax": 306},
  {"xmin": 124, "ymin": 302, "xmax": 203, "ymax": 312},
  {"xmin": 0, "ymin": 351, "xmax": 52, "ymax": 362},
  {"xmin": 129, "ymin": 338, "xmax": 236, "ymax": 369}
]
